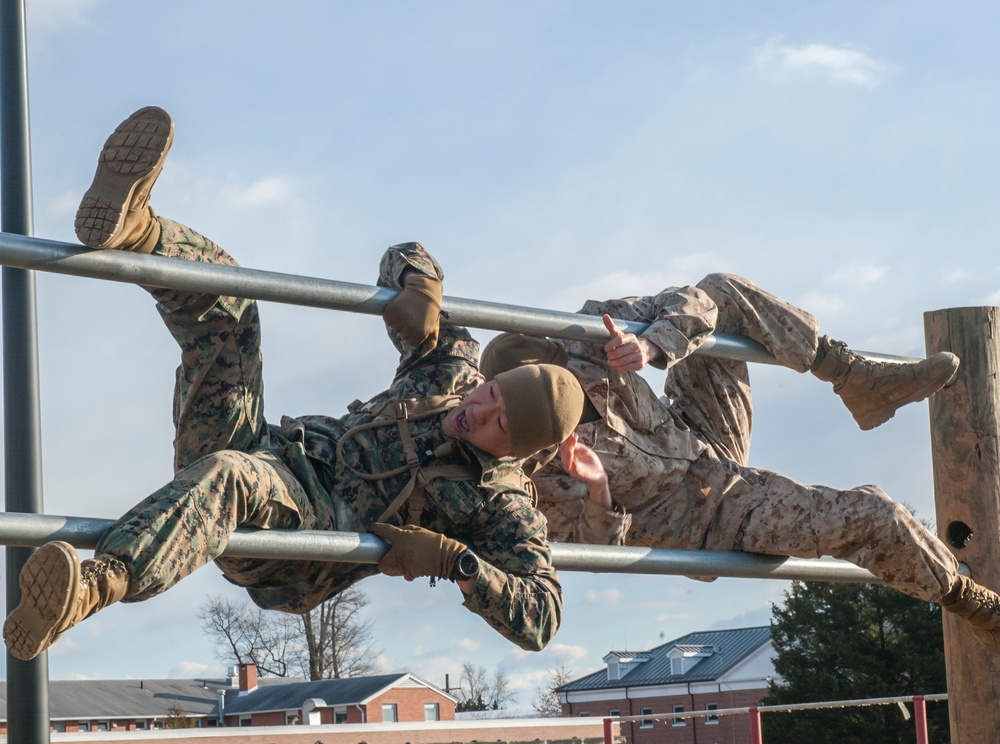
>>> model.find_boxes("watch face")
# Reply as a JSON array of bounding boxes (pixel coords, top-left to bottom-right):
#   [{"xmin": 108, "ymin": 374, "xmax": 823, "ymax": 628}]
[{"xmin": 459, "ymin": 551, "xmax": 479, "ymax": 577}]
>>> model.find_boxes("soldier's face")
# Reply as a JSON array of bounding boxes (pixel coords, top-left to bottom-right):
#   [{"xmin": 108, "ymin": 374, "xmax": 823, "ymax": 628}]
[{"xmin": 442, "ymin": 380, "xmax": 513, "ymax": 457}]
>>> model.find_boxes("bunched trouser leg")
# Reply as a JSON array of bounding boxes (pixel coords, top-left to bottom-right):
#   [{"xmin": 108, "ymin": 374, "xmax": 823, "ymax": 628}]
[
  {"xmin": 683, "ymin": 454, "xmax": 958, "ymax": 602},
  {"xmin": 665, "ymin": 274, "xmax": 819, "ymax": 466},
  {"xmin": 96, "ymin": 449, "xmax": 316, "ymax": 602}
]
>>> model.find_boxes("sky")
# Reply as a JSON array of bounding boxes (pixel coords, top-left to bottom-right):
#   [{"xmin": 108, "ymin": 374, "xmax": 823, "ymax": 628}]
[{"xmin": 3, "ymin": 0, "xmax": 1000, "ymax": 711}]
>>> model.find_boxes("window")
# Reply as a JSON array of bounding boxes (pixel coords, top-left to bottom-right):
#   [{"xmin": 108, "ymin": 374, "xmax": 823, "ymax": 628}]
[
  {"xmin": 640, "ymin": 707, "xmax": 653, "ymax": 728},
  {"xmin": 334, "ymin": 711, "xmax": 348, "ymax": 724},
  {"xmin": 381, "ymin": 703, "xmax": 398, "ymax": 723},
  {"xmin": 97, "ymin": 722, "xmax": 110, "ymax": 731},
  {"xmin": 78, "ymin": 722, "xmax": 91, "ymax": 732},
  {"xmin": 133, "ymin": 721, "xmax": 147, "ymax": 730},
  {"xmin": 52, "ymin": 723, "xmax": 66, "ymax": 733},
  {"xmin": 706, "ymin": 702, "xmax": 719, "ymax": 724},
  {"xmin": 424, "ymin": 703, "xmax": 440, "ymax": 721},
  {"xmin": 285, "ymin": 713, "xmax": 299, "ymax": 725},
  {"xmin": 673, "ymin": 705, "xmax": 686, "ymax": 727},
  {"xmin": 609, "ymin": 709, "xmax": 620, "ymax": 717},
  {"xmin": 578, "ymin": 711, "xmax": 590, "ymax": 717},
  {"xmin": 239, "ymin": 717, "xmax": 252, "ymax": 727}
]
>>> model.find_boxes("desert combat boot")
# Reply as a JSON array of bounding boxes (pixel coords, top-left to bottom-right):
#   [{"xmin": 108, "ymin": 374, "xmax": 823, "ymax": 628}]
[
  {"xmin": 941, "ymin": 574, "xmax": 1000, "ymax": 652},
  {"xmin": 3, "ymin": 541, "xmax": 129, "ymax": 661},
  {"xmin": 74, "ymin": 105, "xmax": 174, "ymax": 254},
  {"xmin": 810, "ymin": 335, "xmax": 960, "ymax": 430}
]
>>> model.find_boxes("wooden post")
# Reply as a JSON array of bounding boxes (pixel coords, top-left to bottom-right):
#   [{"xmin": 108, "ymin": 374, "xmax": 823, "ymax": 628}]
[{"xmin": 925, "ymin": 307, "xmax": 1000, "ymax": 743}]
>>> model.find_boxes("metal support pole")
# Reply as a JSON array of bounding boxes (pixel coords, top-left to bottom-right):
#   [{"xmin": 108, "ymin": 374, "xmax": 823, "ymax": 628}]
[
  {"xmin": 0, "ymin": 512, "xmax": 879, "ymax": 583},
  {"xmin": 749, "ymin": 707, "xmax": 763, "ymax": 744},
  {"xmin": 913, "ymin": 695, "xmax": 928, "ymax": 744},
  {"xmin": 1, "ymin": 0, "xmax": 49, "ymax": 742}
]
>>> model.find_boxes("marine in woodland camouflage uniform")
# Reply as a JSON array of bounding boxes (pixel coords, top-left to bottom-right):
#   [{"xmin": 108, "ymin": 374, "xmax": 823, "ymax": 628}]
[
  {"xmin": 93, "ymin": 219, "xmax": 560, "ymax": 649},
  {"xmin": 490, "ymin": 274, "xmax": 960, "ymax": 604}
]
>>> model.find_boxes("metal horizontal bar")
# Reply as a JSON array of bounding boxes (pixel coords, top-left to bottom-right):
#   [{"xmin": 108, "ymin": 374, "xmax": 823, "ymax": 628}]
[
  {"xmin": 611, "ymin": 693, "xmax": 948, "ymax": 722},
  {"xmin": 0, "ymin": 233, "xmax": 771, "ymax": 365},
  {"xmin": 0, "ymin": 512, "xmax": 878, "ymax": 583},
  {"xmin": 0, "ymin": 232, "xmax": 917, "ymax": 363}
]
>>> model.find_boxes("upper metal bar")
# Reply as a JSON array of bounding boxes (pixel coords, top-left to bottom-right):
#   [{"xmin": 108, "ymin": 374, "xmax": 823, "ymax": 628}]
[
  {"xmin": 0, "ymin": 232, "xmax": 916, "ymax": 363},
  {"xmin": 1, "ymin": 0, "xmax": 51, "ymax": 741},
  {"xmin": 0, "ymin": 512, "xmax": 878, "ymax": 584}
]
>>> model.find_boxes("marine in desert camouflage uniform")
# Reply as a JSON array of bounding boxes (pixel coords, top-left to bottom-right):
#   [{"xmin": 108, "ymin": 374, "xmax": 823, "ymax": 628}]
[
  {"xmin": 482, "ymin": 273, "xmax": 1000, "ymax": 652},
  {"xmin": 3, "ymin": 106, "xmax": 586, "ymax": 661}
]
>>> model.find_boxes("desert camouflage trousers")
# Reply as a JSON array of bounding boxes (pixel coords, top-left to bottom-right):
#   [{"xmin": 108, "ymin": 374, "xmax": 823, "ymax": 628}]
[
  {"xmin": 95, "ymin": 218, "xmax": 344, "ymax": 604},
  {"xmin": 664, "ymin": 272, "xmax": 819, "ymax": 468},
  {"xmin": 626, "ymin": 452, "xmax": 959, "ymax": 602},
  {"xmin": 628, "ymin": 273, "xmax": 959, "ymax": 602}
]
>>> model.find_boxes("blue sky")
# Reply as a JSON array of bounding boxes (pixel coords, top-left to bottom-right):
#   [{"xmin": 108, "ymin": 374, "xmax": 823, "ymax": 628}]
[{"xmin": 4, "ymin": 0, "xmax": 1000, "ymax": 709}]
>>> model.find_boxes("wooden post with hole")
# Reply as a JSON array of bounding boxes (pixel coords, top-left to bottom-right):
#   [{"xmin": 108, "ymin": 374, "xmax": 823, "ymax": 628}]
[{"xmin": 925, "ymin": 307, "xmax": 1000, "ymax": 743}]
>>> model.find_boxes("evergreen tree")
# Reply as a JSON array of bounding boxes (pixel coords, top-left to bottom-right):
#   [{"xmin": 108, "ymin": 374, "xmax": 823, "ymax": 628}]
[
  {"xmin": 164, "ymin": 701, "xmax": 194, "ymax": 729},
  {"xmin": 764, "ymin": 581, "xmax": 948, "ymax": 743}
]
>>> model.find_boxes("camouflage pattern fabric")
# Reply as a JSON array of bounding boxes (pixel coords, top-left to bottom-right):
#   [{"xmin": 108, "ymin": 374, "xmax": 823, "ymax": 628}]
[
  {"xmin": 95, "ymin": 217, "xmax": 560, "ymax": 651},
  {"xmin": 530, "ymin": 272, "xmax": 959, "ymax": 602}
]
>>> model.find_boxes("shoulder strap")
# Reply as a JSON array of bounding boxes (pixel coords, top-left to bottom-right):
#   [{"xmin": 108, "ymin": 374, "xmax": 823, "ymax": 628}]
[{"xmin": 335, "ymin": 395, "xmax": 479, "ymax": 524}]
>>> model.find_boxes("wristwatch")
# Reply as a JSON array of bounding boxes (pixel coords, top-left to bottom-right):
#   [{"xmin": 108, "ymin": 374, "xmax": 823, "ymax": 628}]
[{"xmin": 451, "ymin": 549, "xmax": 481, "ymax": 582}]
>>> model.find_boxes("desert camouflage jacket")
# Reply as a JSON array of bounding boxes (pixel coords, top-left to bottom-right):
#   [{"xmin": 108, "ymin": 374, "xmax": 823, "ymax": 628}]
[{"xmin": 530, "ymin": 287, "xmax": 717, "ymax": 545}]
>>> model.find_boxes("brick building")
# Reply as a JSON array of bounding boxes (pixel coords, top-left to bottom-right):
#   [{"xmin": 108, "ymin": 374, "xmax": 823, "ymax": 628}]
[
  {"xmin": 557, "ymin": 625, "xmax": 779, "ymax": 744},
  {"xmin": 0, "ymin": 664, "xmax": 456, "ymax": 734}
]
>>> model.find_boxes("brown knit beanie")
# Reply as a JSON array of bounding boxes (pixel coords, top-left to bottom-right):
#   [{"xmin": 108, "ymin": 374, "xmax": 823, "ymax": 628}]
[
  {"xmin": 495, "ymin": 363, "xmax": 585, "ymax": 458},
  {"xmin": 481, "ymin": 333, "xmax": 569, "ymax": 381}
]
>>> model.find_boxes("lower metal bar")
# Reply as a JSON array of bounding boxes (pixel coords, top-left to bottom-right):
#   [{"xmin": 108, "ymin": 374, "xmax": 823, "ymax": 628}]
[{"xmin": 0, "ymin": 512, "xmax": 878, "ymax": 583}]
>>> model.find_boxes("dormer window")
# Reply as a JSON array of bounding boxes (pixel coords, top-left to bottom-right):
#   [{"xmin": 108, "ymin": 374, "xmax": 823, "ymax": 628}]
[
  {"xmin": 603, "ymin": 651, "xmax": 650, "ymax": 681},
  {"xmin": 667, "ymin": 645, "xmax": 718, "ymax": 675}
]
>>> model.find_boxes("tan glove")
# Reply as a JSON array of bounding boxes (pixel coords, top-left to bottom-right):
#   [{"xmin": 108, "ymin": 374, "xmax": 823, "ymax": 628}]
[
  {"xmin": 383, "ymin": 273, "xmax": 443, "ymax": 356},
  {"xmin": 369, "ymin": 522, "xmax": 467, "ymax": 582}
]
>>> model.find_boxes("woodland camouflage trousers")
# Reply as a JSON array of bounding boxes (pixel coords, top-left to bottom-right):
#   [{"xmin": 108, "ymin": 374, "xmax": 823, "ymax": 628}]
[{"xmin": 95, "ymin": 218, "xmax": 330, "ymax": 603}]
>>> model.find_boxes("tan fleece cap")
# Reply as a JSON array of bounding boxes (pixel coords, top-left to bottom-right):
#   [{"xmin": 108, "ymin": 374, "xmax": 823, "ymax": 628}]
[
  {"xmin": 481, "ymin": 333, "xmax": 569, "ymax": 381},
  {"xmin": 494, "ymin": 363, "xmax": 585, "ymax": 458}
]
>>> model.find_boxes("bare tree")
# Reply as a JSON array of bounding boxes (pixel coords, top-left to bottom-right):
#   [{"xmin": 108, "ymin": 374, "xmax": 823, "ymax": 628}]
[
  {"xmin": 198, "ymin": 594, "xmax": 301, "ymax": 677},
  {"xmin": 199, "ymin": 587, "xmax": 381, "ymax": 680},
  {"xmin": 532, "ymin": 660, "xmax": 575, "ymax": 717},
  {"xmin": 294, "ymin": 587, "xmax": 381, "ymax": 679},
  {"xmin": 456, "ymin": 662, "xmax": 515, "ymax": 711}
]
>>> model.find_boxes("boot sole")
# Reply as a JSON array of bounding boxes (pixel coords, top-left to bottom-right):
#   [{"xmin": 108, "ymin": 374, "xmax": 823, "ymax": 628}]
[
  {"xmin": 74, "ymin": 106, "xmax": 174, "ymax": 249},
  {"xmin": 850, "ymin": 353, "xmax": 960, "ymax": 430},
  {"xmin": 3, "ymin": 541, "xmax": 81, "ymax": 661}
]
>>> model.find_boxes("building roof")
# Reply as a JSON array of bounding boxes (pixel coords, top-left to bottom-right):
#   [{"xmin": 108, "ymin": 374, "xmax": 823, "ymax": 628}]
[
  {"xmin": 0, "ymin": 677, "xmax": 278, "ymax": 720},
  {"xmin": 0, "ymin": 671, "xmax": 453, "ymax": 720},
  {"xmin": 220, "ymin": 673, "xmax": 433, "ymax": 714},
  {"xmin": 558, "ymin": 626, "xmax": 772, "ymax": 692}
]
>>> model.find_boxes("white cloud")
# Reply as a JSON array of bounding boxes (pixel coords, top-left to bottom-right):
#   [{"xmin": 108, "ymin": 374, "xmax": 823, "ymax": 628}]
[
  {"xmin": 753, "ymin": 37, "xmax": 898, "ymax": 88},
  {"xmin": 537, "ymin": 642, "xmax": 590, "ymax": 663},
  {"xmin": 169, "ymin": 661, "xmax": 221, "ymax": 678},
  {"xmin": 943, "ymin": 268, "xmax": 975, "ymax": 284},
  {"xmin": 224, "ymin": 175, "xmax": 295, "ymax": 208},
  {"xmin": 797, "ymin": 291, "xmax": 846, "ymax": 317},
  {"xmin": 455, "ymin": 638, "xmax": 481, "ymax": 652},
  {"xmin": 829, "ymin": 263, "xmax": 888, "ymax": 286},
  {"xmin": 585, "ymin": 587, "xmax": 622, "ymax": 604}
]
